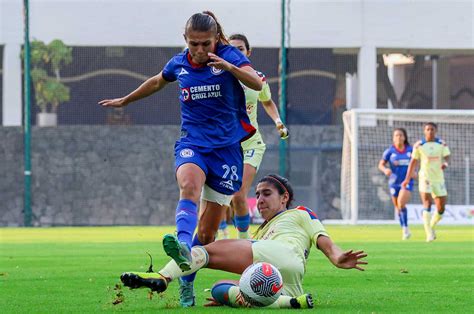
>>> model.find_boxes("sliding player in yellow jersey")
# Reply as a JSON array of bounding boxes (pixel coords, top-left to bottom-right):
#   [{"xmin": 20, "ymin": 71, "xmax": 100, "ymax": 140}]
[
  {"xmin": 217, "ymin": 34, "xmax": 289, "ymax": 240},
  {"xmin": 120, "ymin": 174, "xmax": 367, "ymax": 308},
  {"xmin": 402, "ymin": 122, "xmax": 451, "ymax": 242}
]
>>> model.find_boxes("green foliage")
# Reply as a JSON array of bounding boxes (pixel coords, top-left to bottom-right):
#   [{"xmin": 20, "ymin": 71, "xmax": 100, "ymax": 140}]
[{"xmin": 27, "ymin": 39, "xmax": 72, "ymax": 113}]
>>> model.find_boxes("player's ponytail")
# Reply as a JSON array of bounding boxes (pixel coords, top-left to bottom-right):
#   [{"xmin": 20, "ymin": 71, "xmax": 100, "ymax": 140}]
[
  {"xmin": 258, "ymin": 174, "xmax": 294, "ymax": 208},
  {"xmin": 185, "ymin": 11, "xmax": 229, "ymax": 45},
  {"xmin": 202, "ymin": 11, "xmax": 229, "ymax": 44}
]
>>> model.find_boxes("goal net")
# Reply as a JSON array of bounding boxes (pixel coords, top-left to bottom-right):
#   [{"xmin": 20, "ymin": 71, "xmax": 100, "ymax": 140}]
[{"xmin": 341, "ymin": 109, "xmax": 474, "ymax": 224}]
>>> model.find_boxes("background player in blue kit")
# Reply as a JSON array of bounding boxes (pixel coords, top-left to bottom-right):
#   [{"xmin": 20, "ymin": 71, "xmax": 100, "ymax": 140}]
[
  {"xmin": 378, "ymin": 128, "xmax": 414, "ymax": 240},
  {"xmin": 99, "ymin": 11, "xmax": 262, "ymax": 306}
]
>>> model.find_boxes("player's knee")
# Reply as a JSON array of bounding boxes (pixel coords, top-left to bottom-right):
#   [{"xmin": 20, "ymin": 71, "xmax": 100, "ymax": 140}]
[
  {"xmin": 197, "ymin": 229, "xmax": 216, "ymax": 245},
  {"xmin": 179, "ymin": 180, "xmax": 201, "ymax": 200}
]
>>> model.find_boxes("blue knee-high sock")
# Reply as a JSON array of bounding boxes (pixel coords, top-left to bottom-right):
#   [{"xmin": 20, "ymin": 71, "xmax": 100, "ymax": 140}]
[
  {"xmin": 175, "ymin": 199, "xmax": 197, "ymax": 250},
  {"xmin": 211, "ymin": 282, "xmax": 237, "ymax": 306},
  {"xmin": 398, "ymin": 211, "xmax": 404, "ymax": 227},
  {"xmin": 400, "ymin": 207, "xmax": 408, "ymax": 227},
  {"xmin": 182, "ymin": 235, "xmax": 204, "ymax": 283},
  {"xmin": 234, "ymin": 214, "xmax": 250, "ymax": 232}
]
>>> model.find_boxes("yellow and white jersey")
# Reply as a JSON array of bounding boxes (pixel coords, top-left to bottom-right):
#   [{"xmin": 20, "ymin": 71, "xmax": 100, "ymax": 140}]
[
  {"xmin": 412, "ymin": 139, "xmax": 451, "ymax": 183},
  {"xmin": 253, "ymin": 206, "xmax": 328, "ymax": 262},
  {"xmin": 241, "ymin": 71, "xmax": 272, "ymax": 151}
]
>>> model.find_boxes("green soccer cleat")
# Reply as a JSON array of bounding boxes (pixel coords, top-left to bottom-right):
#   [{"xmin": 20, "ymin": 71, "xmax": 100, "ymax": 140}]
[
  {"xmin": 178, "ymin": 278, "xmax": 195, "ymax": 307},
  {"xmin": 120, "ymin": 272, "xmax": 168, "ymax": 293},
  {"xmin": 290, "ymin": 293, "xmax": 314, "ymax": 309},
  {"xmin": 163, "ymin": 234, "xmax": 192, "ymax": 272}
]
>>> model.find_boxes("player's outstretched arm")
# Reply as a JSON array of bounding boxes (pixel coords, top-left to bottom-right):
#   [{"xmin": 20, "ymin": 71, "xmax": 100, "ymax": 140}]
[
  {"xmin": 316, "ymin": 235, "xmax": 367, "ymax": 271},
  {"xmin": 207, "ymin": 53, "xmax": 262, "ymax": 91},
  {"xmin": 261, "ymin": 99, "xmax": 289, "ymax": 139},
  {"xmin": 99, "ymin": 72, "xmax": 169, "ymax": 107}
]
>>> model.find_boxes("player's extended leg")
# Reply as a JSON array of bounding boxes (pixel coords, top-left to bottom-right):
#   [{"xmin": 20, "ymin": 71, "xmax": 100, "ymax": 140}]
[
  {"xmin": 167, "ymin": 163, "xmax": 206, "ymax": 271},
  {"xmin": 209, "ymin": 280, "xmax": 314, "ymax": 309},
  {"xmin": 430, "ymin": 181, "xmax": 448, "ymax": 234},
  {"xmin": 390, "ymin": 195, "xmax": 403, "ymax": 227},
  {"xmin": 398, "ymin": 189, "xmax": 412, "ymax": 240},
  {"xmin": 121, "ymin": 240, "xmax": 252, "ymax": 294},
  {"xmin": 420, "ymin": 192, "xmax": 435, "ymax": 242},
  {"xmin": 174, "ymin": 200, "xmax": 228, "ymax": 306},
  {"xmin": 431, "ymin": 195, "xmax": 447, "ymax": 234},
  {"xmin": 231, "ymin": 164, "xmax": 257, "ymax": 239},
  {"xmin": 197, "ymin": 200, "xmax": 227, "ymax": 244}
]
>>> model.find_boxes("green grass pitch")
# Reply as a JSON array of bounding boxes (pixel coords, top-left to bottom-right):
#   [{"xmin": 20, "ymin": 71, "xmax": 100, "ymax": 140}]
[{"xmin": 1, "ymin": 225, "xmax": 473, "ymax": 313}]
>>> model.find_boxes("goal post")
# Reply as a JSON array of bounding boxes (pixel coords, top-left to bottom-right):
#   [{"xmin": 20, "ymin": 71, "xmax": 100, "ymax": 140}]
[{"xmin": 340, "ymin": 109, "xmax": 474, "ymax": 224}]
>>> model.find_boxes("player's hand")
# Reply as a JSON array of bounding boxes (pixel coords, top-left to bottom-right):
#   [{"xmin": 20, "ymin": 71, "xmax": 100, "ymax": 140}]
[
  {"xmin": 383, "ymin": 168, "xmax": 392, "ymax": 177},
  {"xmin": 207, "ymin": 53, "xmax": 232, "ymax": 71},
  {"xmin": 98, "ymin": 97, "xmax": 128, "ymax": 108},
  {"xmin": 275, "ymin": 121, "xmax": 289, "ymax": 139},
  {"xmin": 204, "ymin": 297, "xmax": 223, "ymax": 307},
  {"xmin": 441, "ymin": 162, "xmax": 448, "ymax": 170},
  {"xmin": 336, "ymin": 250, "xmax": 367, "ymax": 271},
  {"xmin": 401, "ymin": 180, "xmax": 409, "ymax": 188}
]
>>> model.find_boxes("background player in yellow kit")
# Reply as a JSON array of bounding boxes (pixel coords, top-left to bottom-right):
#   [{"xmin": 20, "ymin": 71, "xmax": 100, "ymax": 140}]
[
  {"xmin": 121, "ymin": 174, "xmax": 367, "ymax": 308},
  {"xmin": 218, "ymin": 34, "xmax": 289, "ymax": 239},
  {"xmin": 402, "ymin": 122, "xmax": 451, "ymax": 242}
]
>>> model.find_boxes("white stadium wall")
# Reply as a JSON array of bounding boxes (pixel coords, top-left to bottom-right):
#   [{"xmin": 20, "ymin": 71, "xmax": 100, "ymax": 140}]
[
  {"xmin": 1, "ymin": 0, "xmax": 473, "ymax": 47},
  {"xmin": 1, "ymin": 0, "xmax": 473, "ymax": 125}
]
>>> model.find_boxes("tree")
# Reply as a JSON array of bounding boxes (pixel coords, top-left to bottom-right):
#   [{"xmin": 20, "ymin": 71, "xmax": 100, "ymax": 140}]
[{"xmin": 28, "ymin": 39, "xmax": 72, "ymax": 113}]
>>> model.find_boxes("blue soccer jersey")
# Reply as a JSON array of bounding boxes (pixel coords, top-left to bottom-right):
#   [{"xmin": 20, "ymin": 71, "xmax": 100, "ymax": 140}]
[
  {"xmin": 162, "ymin": 44, "xmax": 255, "ymax": 148},
  {"xmin": 382, "ymin": 145, "xmax": 413, "ymax": 187}
]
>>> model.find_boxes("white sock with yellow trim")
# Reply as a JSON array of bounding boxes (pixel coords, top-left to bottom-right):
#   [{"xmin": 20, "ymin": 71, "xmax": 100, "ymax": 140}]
[
  {"xmin": 430, "ymin": 211, "xmax": 443, "ymax": 228},
  {"xmin": 422, "ymin": 209, "xmax": 432, "ymax": 238}
]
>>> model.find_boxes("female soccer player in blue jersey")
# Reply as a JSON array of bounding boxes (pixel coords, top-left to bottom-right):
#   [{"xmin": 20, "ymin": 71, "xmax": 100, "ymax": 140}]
[
  {"xmin": 217, "ymin": 34, "xmax": 289, "ymax": 240},
  {"xmin": 378, "ymin": 128, "xmax": 414, "ymax": 240},
  {"xmin": 99, "ymin": 11, "xmax": 262, "ymax": 306},
  {"xmin": 120, "ymin": 174, "xmax": 367, "ymax": 309}
]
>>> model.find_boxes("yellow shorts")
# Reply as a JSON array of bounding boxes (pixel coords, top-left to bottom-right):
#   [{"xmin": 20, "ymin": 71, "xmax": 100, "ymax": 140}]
[
  {"xmin": 419, "ymin": 179, "xmax": 447, "ymax": 198},
  {"xmin": 251, "ymin": 240, "xmax": 305, "ymax": 297},
  {"xmin": 243, "ymin": 145, "xmax": 266, "ymax": 171}
]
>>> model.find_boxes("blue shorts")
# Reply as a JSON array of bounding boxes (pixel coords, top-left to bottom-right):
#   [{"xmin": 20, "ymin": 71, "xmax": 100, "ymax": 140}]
[
  {"xmin": 175, "ymin": 141, "xmax": 243, "ymax": 195},
  {"xmin": 389, "ymin": 179, "xmax": 413, "ymax": 197}
]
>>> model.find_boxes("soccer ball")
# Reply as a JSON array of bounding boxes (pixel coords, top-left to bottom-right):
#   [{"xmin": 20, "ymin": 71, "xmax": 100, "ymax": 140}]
[{"xmin": 239, "ymin": 262, "xmax": 283, "ymax": 307}]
